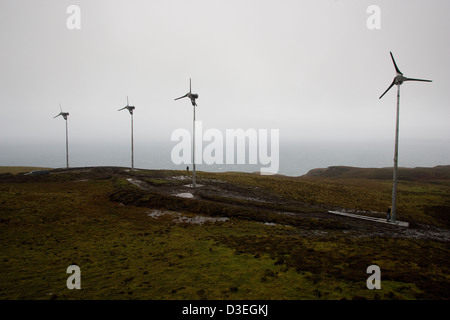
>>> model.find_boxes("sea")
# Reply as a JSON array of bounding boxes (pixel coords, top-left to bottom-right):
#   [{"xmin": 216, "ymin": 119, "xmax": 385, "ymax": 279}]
[{"xmin": 1, "ymin": 139, "xmax": 449, "ymax": 177}]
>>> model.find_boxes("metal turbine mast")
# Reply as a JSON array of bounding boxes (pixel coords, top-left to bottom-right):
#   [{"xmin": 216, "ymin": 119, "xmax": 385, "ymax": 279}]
[
  {"xmin": 175, "ymin": 78, "xmax": 199, "ymax": 188},
  {"xmin": 54, "ymin": 104, "xmax": 70, "ymax": 168},
  {"xmin": 379, "ymin": 52, "xmax": 432, "ymax": 224},
  {"xmin": 118, "ymin": 96, "xmax": 136, "ymax": 170}
]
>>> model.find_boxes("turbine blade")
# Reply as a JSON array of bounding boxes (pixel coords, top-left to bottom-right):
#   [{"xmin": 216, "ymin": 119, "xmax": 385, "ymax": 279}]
[
  {"xmin": 390, "ymin": 52, "xmax": 402, "ymax": 75},
  {"xmin": 379, "ymin": 79, "xmax": 396, "ymax": 99},
  {"xmin": 190, "ymin": 78, "xmax": 192, "ymax": 94},
  {"xmin": 175, "ymin": 94, "xmax": 188, "ymax": 101},
  {"xmin": 59, "ymin": 104, "xmax": 63, "ymax": 113},
  {"xmin": 54, "ymin": 113, "xmax": 61, "ymax": 118},
  {"xmin": 127, "ymin": 96, "xmax": 129, "ymax": 106},
  {"xmin": 403, "ymin": 77, "xmax": 432, "ymax": 82},
  {"xmin": 118, "ymin": 106, "xmax": 127, "ymax": 111}
]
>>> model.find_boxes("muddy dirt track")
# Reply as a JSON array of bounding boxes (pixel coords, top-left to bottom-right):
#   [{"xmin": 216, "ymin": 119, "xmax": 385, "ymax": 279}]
[{"xmin": 7, "ymin": 166, "xmax": 450, "ymax": 242}]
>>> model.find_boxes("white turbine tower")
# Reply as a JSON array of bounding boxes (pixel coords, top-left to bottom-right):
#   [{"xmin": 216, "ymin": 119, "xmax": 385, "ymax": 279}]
[
  {"xmin": 175, "ymin": 78, "xmax": 199, "ymax": 188},
  {"xmin": 54, "ymin": 104, "xmax": 70, "ymax": 169},
  {"xmin": 118, "ymin": 96, "xmax": 136, "ymax": 170},
  {"xmin": 379, "ymin": 52, "xmax": 432, "ymax": 224}
]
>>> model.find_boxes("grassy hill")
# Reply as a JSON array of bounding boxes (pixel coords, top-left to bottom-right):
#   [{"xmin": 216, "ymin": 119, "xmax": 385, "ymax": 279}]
[
  {"xmin": 301, "ymin": 165, "xmax": 450, "ymax": 227},
  {"xmin": 0, "ymin": 166, "xmax": 449, "ymax": 300},
  {"xmin": 304, "ymin": 165, "xmax": 450, "ymax": 181},
  {"xmin": 0, "ymin": 166, "xmax": 53, "ymax": 175}
]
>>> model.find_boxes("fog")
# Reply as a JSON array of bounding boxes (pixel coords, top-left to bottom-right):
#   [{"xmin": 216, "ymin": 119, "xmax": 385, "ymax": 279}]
[{"xmin": 1, "ymin": 0, "xmax": 449, "ymax": 175}]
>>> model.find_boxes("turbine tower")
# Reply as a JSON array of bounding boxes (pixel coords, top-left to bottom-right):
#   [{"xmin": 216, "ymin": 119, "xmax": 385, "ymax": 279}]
[
  {"xmin": 175, "ymin": 78, "xmax": 199, "ymax": 188},
  {"xmin": 379, "ymin": 52, "xmax": 432, "ymax": 224},
  {"xmin": 54, "ymin": 104, "xmax": 70, "ymax": 168},
  {"xmin": 118, "ymin": 96, "xmax": 136, "ymax": 170}
]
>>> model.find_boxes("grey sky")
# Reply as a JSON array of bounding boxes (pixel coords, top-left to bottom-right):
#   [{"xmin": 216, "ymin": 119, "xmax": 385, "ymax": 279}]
[{"xmin": 0, "ymin": 0, "xmax": 449, "ymax": 171}]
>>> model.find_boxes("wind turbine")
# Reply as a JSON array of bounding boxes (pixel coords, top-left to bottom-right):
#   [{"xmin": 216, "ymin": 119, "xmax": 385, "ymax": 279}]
[
  {"xmin": 118, "ymin": 96, "xmax": 136, "ymax": 170},
  {"xmin": 379, "ymin": 52, "xmax": 432, "ymax": 224},
  {"xmin": 54, "ymin": 104, "xmax": 70, "ymax": 168},
  {"xmin": 175, "ymin": 78, "xmax": 199, "ymax": 188}
]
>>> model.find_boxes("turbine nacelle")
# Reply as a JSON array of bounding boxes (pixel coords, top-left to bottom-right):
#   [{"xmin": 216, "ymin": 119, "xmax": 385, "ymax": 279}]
[
  {"xmin": 54, "ymin": 112, "xmax": 69, "ymax": 120},
  {"xmin": 175, "ymin": 78, "xmax": 198, "ymax": 107},
  {"xmin": 54, "ymin": 104, "xmax": 69, "ymax": 120},
  {"xmin": 118, "ymin": 96, "xmax": 135, "ymax": 114},
  {"xmin": 379, "ymin": 52, "xmax": 432, "ymax": 99},
  {"xmin": 394, "ymin": 74, "xmax": 405, "ymax": 86},
  {"xmin": 118, "ymin": 106, "xmax": 135, "ymax": 115}
]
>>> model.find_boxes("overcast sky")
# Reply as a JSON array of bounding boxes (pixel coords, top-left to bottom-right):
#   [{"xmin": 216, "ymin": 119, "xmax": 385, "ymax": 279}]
[{"xmin": 0, "ymin": 0, "xmax": 449, "ymax": 171}]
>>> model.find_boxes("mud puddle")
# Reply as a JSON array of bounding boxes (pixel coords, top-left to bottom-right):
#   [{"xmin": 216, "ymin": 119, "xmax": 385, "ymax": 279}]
[{"xmin": 147, "ymin": 210, "xmax": 229, "ymax": 225}]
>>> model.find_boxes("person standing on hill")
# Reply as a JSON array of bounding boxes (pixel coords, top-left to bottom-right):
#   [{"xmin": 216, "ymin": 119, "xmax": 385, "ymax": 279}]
[{"xmin": 386, "ymin": 206, "xmax": 392, "ymax": 222}]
